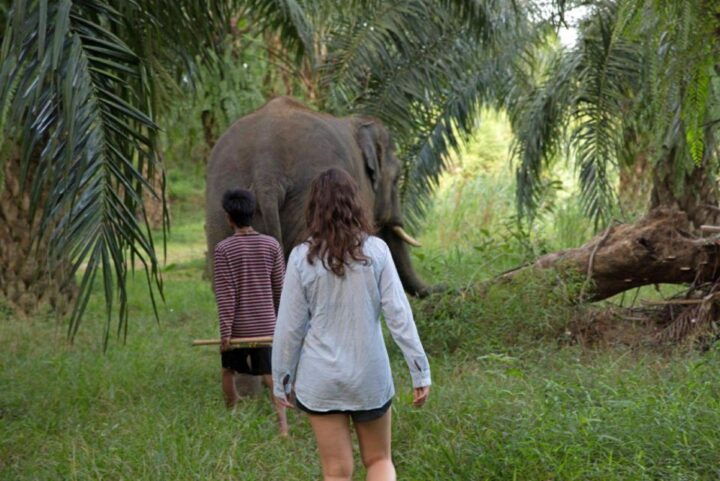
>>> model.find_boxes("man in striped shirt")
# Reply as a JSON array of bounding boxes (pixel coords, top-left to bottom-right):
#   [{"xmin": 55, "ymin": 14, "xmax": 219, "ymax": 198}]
[{"xmin": 213, "ymin": 189, "xmax": 288, "ymax": 436}]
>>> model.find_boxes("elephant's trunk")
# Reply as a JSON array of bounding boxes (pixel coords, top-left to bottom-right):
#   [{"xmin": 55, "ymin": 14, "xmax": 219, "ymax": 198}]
[{"xmin": 379, "ymin": 225, "xmax": 437, "ymax": 297}]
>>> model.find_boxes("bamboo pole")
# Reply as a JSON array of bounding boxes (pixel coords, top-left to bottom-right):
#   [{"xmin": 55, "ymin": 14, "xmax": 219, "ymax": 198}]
[{"xmin": 192, "ymin": 336, "xmax": 273, "ymax": 347}]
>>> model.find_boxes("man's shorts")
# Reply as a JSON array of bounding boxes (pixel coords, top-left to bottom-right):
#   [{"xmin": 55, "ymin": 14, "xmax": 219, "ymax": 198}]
[
  {"xmin": 221, "ymin": 347, "xmax": 272, "ymax": 375},
  {"xmin": 295, "ymin": 398, "xmax": 392, "ymax": 423}
]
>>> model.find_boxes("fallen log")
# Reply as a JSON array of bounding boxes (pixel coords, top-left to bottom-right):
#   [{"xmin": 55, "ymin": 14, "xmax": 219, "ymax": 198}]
[{"xmin": 497, "ymin": 208, "xmax": 720, "ymax": 302}]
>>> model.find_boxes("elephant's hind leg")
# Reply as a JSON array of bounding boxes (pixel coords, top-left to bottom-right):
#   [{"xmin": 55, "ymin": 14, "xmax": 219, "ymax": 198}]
[{"xmin": 256, "ymin": 190, "xmax": 284, "ymax": 249}]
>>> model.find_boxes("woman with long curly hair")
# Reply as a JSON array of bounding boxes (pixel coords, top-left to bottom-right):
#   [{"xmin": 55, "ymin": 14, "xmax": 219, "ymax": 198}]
[{"xmin": 272, "ymin": 168, "xmax": 431, "ymax": 481}]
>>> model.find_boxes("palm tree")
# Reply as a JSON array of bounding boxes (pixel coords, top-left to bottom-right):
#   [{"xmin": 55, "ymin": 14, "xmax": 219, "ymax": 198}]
[
  {"xmin": 509, "ymin": 0, "xmax": 720, "ymax": 227},
  {"xmin": 0, "ymin": 0, "xmax": 566, "ymax": 340},
  {"xmin": 492, "ymin": 0, "xmax": 720, "ymax": 325},
  {"xmin": 260, "ymin": 0, "xmax": 554, "ymax": 225},
  {"xmin": 0, "ymin": 0, "xmax": 312, "ymax": 342}
]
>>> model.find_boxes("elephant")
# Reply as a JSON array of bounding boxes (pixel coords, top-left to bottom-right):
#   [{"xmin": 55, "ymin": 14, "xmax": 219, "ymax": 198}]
[{"xmin": 205, "ymin": 96, "xmax": 432, "ymax": 297}]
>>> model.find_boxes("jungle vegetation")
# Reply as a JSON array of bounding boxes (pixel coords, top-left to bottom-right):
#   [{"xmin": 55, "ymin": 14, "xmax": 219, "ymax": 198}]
[
  {"xmin": 3, "ymin": 2, "xmax": 720, "ymax": 479},
  {"xmin": 1, "ymin": 0, "xmax": 718, "ymax": 337}
]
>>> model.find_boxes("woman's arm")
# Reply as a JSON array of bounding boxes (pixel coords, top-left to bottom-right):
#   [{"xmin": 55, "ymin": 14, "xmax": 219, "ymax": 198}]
[
  {"xmin": 272, "ymin": 249, "xmax": 310, "ymax": 402},
  {"xmin": 378, "ymin": 243, "xmax": 432, "ymax": 390}
]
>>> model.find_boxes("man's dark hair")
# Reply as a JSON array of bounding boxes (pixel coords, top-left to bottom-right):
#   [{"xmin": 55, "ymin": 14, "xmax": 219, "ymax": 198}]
[{"xmin": 222, "ymin": 189, "xmax": 256, "ymax": 227}]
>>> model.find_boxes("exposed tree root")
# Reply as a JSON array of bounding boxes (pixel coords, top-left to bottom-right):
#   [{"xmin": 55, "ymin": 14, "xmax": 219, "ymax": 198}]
[
  {"xmin": 494, "ymin": 207, "xmax": 720, "ymax": 347},
  {"xmin": 498, "ymin": 208, "xmax": 720, "ymax": 302}
]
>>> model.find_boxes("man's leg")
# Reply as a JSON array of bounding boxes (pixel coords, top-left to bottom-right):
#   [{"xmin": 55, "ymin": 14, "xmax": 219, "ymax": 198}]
[
  {"xmin": 222, "ymin": 368, "xmax": 239, "ymax": 408},
  {"xmin": 262, "ymin": 374, "xmax": 289, "ymax": 436}
]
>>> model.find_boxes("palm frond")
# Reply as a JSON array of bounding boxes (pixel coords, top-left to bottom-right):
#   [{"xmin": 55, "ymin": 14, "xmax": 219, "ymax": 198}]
[
  {"xmin": 242, "ymin": 0, "xmax": 314, "ymax": 61},
  {"xmin": 320, "ymin": 0, "xmax": 428, "ymax": 113},
  {"xmin": 114, "ymin": 0, "xmax": 240, "ymax": 116},
  {"xmin": 1, "ymin": 0, "xmax": 163, "ymax": 343},
  {"xmin": 0, "ymin": 0, "xmax": 248, "ymax": 344},
  {"xmin": 401, "ymin": 27, "xmax": 548, "ymax": 226},
  {"xmin": 435, "ymin": 0, "xmax": 525, "ymax": 42},
  {"xmin": 400, "ymin": 68, "xmax": 491, "ymax": 227},
  {"xmin": 646, "ymin": 0, "xmax": 718, "ymax": 166},
  {"xmin": 510, "ymin": 1, "xmax": 645, "ymax": 225},
  {"xmin": 569, "ymin": 2, "xmax": 642, "ymax": 224},
  {"xmin": 319, "ymin": 0, "xmax": 531, "ymax": 225},
  {"xmin": 0, "ymin": 0, "xmax": 11, "ymax": 38},
  {"xmin": 509, "ymin": 48, "xmax": 579, "ymax": 218}
]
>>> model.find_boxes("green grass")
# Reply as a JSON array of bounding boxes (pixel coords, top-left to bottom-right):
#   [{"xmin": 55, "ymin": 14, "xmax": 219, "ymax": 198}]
[
  {"xmin": 3, "ymin": 276, "xmax": 720, "ymax": 480},
  {"xmin": 3, "ymin": 113, "xmax": 720, "ymax": 480}
]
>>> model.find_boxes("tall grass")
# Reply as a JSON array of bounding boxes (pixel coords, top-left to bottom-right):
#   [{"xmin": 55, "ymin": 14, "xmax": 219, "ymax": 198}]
[
  {"xmin": 4, "ymin": 280, "xmax": 720, "ymax": 480},
  {"xmin": 414, "ymin": 111, "xmax": 595, "ymax": 290},
  {"xmin": 2, "ymin": 112, "xmax": 720, "ymax": 480}
]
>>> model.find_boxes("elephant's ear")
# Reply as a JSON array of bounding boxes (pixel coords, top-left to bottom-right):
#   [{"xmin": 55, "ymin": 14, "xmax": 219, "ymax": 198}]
[{"xmin": 357, "ymin": 122, "xmax": 380, "ymax": 191}]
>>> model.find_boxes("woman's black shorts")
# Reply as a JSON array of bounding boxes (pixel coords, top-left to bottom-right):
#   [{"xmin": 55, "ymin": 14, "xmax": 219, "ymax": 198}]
[
  {"xmin": 295, "ymin": 398, "xmax": 392, "ymax": 423},
  {"xmin": 221, "ymin": 347, "xmax": 272, "ymax": 375}
]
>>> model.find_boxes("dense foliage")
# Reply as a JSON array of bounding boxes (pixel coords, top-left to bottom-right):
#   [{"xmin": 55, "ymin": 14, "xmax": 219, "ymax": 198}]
[
  {"xmin": 510, "ymin": 0, "xmax": 720, "ymax": 225},
  {"xmin": 0, "ymin": 0, "xmax": 305, "ymax": 339},
  {"xmin": 1, "ymin": 0, "xmax": 719, "ymax": 338}
]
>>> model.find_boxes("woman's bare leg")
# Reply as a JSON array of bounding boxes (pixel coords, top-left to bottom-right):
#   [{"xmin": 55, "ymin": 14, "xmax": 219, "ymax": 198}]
[
  {"xmin": 307, "ymin": 413, "xmax": 354, "ymax": 481},
  {"xmin": 221, "ymin": 368, "xmax": 239, "ymax": 408},
  {"xmin": 261, "ymin": 374, "xmax": 288, "ymax": 436},
  {"xmin": 355, "ymin": 409, "xmax": 395, "ymax": 481}
]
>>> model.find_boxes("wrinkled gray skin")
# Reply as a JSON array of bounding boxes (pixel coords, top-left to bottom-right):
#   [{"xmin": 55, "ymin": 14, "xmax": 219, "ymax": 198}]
[{"xmin": 206, "ymin": 96, "xmax": 432, "ymax": 297}]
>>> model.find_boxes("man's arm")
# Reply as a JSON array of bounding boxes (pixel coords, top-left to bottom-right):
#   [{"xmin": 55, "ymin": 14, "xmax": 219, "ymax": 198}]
[
  {"xmin": 271, "ymin": 242, "xmax": 286, "ymax": 314},
  {"xmin": 213, "ymin": 245, "xmax": 236, "ymax": 344}
]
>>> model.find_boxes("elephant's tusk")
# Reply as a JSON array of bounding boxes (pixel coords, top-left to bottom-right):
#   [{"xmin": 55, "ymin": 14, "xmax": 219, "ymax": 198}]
[{"xmin": 392, "ymin": 226, "xmax": 422, "ymax": 247}]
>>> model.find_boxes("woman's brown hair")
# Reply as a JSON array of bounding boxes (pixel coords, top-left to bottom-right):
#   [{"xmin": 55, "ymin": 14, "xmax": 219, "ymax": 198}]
[{"xmin": 305, "ymin": 168, "xmax": 375, "ymax": 276}]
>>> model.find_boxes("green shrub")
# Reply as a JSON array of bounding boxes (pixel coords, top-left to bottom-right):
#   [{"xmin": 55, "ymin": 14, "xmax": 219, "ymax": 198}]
[{"xmin": 413, "ymin": 268, "xmax": 583, "ymax": 355}]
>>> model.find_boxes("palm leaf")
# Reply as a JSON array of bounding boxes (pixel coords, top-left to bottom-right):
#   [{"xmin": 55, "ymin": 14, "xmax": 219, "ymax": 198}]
[
  {"xmin": 1, "ymin": 1, "xmax": 161, "ymax": 344},
  {"xmin": 569, "ymin": 2, "xmax": 642, "ymax": 224},
  {"xmin": 0, "ymin": 0, "xmax": 256, "ymax": 345},
  {"xmin": 509, "ymin": 48, "xmax": 579, "ymax": 218},
  {"xmin": 242, "ymin": 0, "xmax": 314, "ymax": 60},
  {"xmin": 509, "ymin": 1, "xmax": 645, "ymax": 225},
  {"xmin": 319, "ymin": 0, "xmax": 533, "ymax": 226}
]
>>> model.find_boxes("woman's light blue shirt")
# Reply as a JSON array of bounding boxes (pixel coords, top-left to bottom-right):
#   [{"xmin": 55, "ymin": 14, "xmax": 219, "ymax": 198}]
[{"xmin": 272, "ymin": 236, "xmax": 431, "ymax": 411}]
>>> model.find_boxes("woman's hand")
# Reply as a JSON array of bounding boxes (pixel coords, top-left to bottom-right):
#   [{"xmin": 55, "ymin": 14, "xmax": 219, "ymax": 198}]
[
  {"xmin": 275, "ymin": 389, "xmax": 296, "ymax": 409},
  {"xmin": 412, "ymin": 386, "xmax": 430, "ymax": 407},
  {"xmin": 275, "ymin": 396, "xmax": 294, "ymax": 408}
]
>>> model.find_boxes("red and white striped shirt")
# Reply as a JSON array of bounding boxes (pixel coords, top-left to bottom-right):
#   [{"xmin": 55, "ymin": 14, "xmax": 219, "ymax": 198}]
[{"xmin": 213, "ymin": 232, "xmax": 285, "ymax": 339}]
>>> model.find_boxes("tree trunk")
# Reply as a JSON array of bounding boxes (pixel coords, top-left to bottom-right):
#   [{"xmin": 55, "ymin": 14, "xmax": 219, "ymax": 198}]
[
  {"xmin": 0, "ymin": 148, "xmax": 77, "ymax": 316},
  {"xmin": 618, "ymin": 151, "xmax": 652, "ymax": 216},
  {"xmin": 141, "ymin": 155, "xmax": 168, "ymax": 230},
  {"xmin": 503, "ymin": 122, "xmax": 720, "ymax": 302},
  {"xmin": 497, "ymin": 208, "xmax": 720, "ymax": 302},
  {"xmin": 201, "ymin": 109, "xmax": 217, "ymax": 153},
  {"xmin": 650, "ymin": 132, "xmax": 720, "ymax": 228}
]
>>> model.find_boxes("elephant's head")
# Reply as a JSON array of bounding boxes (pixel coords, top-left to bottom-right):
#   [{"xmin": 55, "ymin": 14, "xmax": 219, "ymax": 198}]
[{"xmin": 354, "ymin": 118, "xmax": 434, "ymax": 297}]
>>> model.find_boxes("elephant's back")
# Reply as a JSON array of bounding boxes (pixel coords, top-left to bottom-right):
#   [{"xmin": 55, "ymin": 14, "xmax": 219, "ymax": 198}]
[
  {"xmin": 205, "ymin": 97, "xmax": 363, "ymax": 255},
  {"xmin": 209, "ymin": 97, "xmax": 354, "ymax": 176}
]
